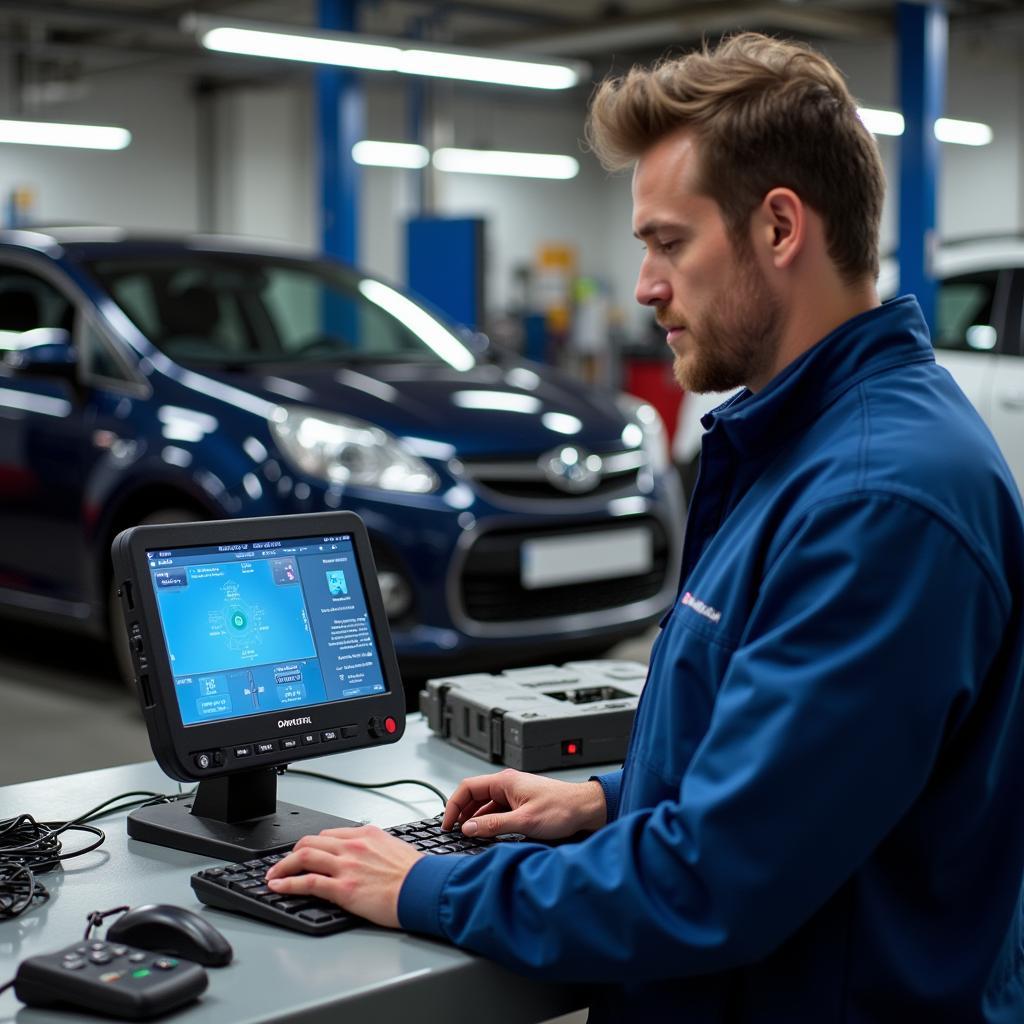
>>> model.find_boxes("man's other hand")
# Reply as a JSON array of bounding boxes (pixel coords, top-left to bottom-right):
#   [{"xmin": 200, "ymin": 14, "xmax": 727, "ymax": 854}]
[
  {"xmin": 442, "ymin": 769, "xmax": 607, "ymax": 840},
  {"xmin": 265, "ymin": 826, "xmax": 425, "ymax": 928}
]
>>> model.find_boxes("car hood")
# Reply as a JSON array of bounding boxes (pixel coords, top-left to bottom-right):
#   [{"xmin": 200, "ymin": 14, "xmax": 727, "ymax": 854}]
[{"xmin": 195, "ymin": 360, "xmax": 633, "ymax": 457}]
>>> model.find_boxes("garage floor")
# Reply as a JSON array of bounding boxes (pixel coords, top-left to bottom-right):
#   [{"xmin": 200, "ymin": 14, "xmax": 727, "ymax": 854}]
[{"xmin": 0, "ymin": 620, "xmax": 657, "ymax": 786}]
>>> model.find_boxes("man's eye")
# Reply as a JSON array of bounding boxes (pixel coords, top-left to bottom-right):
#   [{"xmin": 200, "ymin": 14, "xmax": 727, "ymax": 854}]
[{"xmin": 658, "ymin": 240, "xmax": 679, "ymax": 254}]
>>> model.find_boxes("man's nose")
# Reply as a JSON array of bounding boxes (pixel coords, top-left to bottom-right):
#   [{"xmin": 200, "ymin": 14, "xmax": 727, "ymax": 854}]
[{"xmin": 635, "ymin": 258, "xmax": 670, "ymax": 307}]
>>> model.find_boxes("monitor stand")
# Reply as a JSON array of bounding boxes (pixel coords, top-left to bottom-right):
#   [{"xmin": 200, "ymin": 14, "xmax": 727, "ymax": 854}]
[{"xmin": 127, "ymin": 768, "xmax": 359, "ymax": 861}]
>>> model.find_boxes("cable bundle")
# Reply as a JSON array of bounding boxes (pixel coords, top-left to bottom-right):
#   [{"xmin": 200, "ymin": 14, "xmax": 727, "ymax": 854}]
[{"xmin": 0, "ymin": 791, "xmax": 175, "ymax": 921}]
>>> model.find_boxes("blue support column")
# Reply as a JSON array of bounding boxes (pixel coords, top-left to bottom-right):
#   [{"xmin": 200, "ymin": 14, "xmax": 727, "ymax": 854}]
[
  {"xmin": 317, "ymin": 0, "xmax": 363, "ymax": 264},
  {"xmin": 407, "ymin": 16, "xmax": 428, "ymax": 217},
  {"xmin": 897, "ymin": 2, "xmax": 947, "ymax": 335}
]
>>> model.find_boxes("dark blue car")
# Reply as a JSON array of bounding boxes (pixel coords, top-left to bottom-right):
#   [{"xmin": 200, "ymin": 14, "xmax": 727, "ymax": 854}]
[{"xmin": 0, "ymin": 227, "xmax": 683, "ymax": 685}]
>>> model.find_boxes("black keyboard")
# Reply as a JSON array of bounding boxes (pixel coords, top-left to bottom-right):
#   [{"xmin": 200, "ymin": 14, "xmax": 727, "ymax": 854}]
[{"xmin": 190, "ymin": 815, "xmax": 525, "ymax": 935}]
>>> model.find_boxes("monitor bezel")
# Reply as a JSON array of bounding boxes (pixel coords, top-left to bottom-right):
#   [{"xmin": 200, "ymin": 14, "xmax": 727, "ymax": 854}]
[{"xmin": 112, "ymin": 511, "xmax": 406, "ymax": 783}]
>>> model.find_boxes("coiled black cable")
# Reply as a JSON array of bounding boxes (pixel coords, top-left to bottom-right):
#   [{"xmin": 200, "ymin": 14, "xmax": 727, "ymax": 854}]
[{"xmin": 0, "ymin": 790, "xmax": 190, "ymax": 921}]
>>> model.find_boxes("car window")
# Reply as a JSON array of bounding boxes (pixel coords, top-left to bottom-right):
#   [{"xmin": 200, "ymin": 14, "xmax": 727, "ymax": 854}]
[
  {"xmin": 260, "ymin": 266, "xmax": 427, "ymax": 358},
  {"xmin": 103, "ymin": 267, "xmax": 251, "ymax": 361},
  {"xmin": 78, "ymin": 313, "xmax": 139, "ymax": 388},
  {"xmin": 85, "ymin": 256, "xmax": 471, "ymax": 367},
  {"xmin": 935, "ymin": 271, "xmax": 1000, "ymax": 353},
  {"xmin": 0, "ymin": 266, "xmax": 75, "ymax": 347}
]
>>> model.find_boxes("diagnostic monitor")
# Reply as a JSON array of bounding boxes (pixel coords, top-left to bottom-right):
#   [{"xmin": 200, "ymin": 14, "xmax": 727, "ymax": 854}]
[{"xmin": 111, "ymin": 512, "xmax": 406, "ymax": 860}]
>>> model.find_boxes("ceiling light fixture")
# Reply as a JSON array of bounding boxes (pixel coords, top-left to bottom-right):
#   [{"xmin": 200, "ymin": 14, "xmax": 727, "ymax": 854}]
[
  {"xmin": 432, "ymin": 148, "xmax": 579, "ymax": 179},
  {"xmin": 0, "ymin": 118, "xmax": 131, "ymax": 150},
  {"xmin": 187, "ymin": 15, "xmax": 587, "ymax": 91},
  {"xmin": 934, "ymin": 117, "xmax": 993, "ymax": 147},
  {"xmin": 352, "ymin": 141, "xmax": 429, "ymax": 168},
  {"xmin": 857, "ymin": 107, "xmax": 992, "ymax": 146}
]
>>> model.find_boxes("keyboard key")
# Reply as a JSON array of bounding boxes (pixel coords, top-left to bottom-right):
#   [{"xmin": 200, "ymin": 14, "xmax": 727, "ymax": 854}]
[
  {"xmin": 297, "ymin": 908, "xmax": 340, "ymax": 924},
  {"xmin": 274, "ymin": 899, "xmax": 312, "ymax": 913},
  {"xmin": 229, "ymin": 878, "xmax": 264, "ymax": 891}
]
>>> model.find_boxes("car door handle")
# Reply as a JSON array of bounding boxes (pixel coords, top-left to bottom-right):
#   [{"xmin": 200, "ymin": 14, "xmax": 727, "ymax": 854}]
[{"xmin": 998, "ymin": 389, "xmax": 1024, "ymax": 410}]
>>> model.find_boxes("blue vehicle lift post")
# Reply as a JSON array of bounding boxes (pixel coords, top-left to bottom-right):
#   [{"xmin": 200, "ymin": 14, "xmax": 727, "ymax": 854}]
[
  {"xmin": 317, "ymin": 0, "xmax": 363, "ymax": 265},
  {"xmin": 897, "ymin": 1, "xmax": 947, "ymax": 335}
]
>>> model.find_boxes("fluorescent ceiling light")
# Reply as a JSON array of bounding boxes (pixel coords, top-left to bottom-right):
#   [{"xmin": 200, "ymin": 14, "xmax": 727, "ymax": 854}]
[
  {"xmin": 857, "ymin": 107, "xmax": 992, "ymax": 146},
  {"xmin": 357, "ymin": 279, "xmax": 475, "ymax": 372},
  {"xmin": 203, "ymin": 27, "xmax": 399, "ymax": 71},
  {"xmin": 0, "ymin": 118, "xmax": 130, "ymax": 150},
  {"xmin": 433, "ymin": 148, "xmax": 579, "ymax": 179},
  {"xmin": 857, "ymin": 107, "xmax": 905, "ymax": 137},
  {"xmin": 935, "ymin": 117, "xmax": 993, "ymax": 147},
  {"xmin": 352, "ymin": 140, "xmax": 429, "ymax": 168},
  {"xmin": 187, "ymin": 15, "xmax": 586, "ymax": 90},
  {"xmin": 399, "ymin": 50, "xmax": 577, "ymax": 90}
]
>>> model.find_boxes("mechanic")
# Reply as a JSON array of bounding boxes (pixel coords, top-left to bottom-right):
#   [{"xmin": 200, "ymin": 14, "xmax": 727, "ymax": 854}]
[{"xmin": 266, "ymin": 33, "xmax": 1024, "ymax": 1022}]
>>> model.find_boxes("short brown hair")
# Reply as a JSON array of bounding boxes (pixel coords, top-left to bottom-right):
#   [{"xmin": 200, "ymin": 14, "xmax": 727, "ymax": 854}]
[{"xmin": 586, "ymin": 32, "xmax": 884, "ymax": 282}]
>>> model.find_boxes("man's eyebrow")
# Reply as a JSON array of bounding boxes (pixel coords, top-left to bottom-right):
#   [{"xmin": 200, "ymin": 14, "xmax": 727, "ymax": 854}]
[{"xmin": 633, "ymin": 221, "xmax": 689, "ymax": 240}]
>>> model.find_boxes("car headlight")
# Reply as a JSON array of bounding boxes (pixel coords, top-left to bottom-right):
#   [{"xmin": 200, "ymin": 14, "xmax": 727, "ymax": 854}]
[
  {"xmin": 615, "ymin": 394, "xmax": 670, "ymax": 473},
  {"xmin": 269, "ymin": 406, "xmax": 438, "ymax": 494}
]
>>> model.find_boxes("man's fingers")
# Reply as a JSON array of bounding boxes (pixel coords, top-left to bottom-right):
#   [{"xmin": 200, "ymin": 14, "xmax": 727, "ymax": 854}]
[
  {"xmin": 460, "ymin": 810, "xmax": 524, "ymax": 838},
  {"xmin": 443, "ymin": 776, "xmax": 509, "ymax": 829},
  {"xmin": 266, "ymin": 840, "xmax": 345, "ymax": 880},
  {"xmin": 266, "ymin": 871, "xmax": 337, "ymax": 900}
]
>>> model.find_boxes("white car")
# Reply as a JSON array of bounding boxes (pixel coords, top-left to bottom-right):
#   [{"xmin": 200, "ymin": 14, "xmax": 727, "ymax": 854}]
[{"xmin": 673, "ymin": 237, "xmax": 1024, "ymax": 497}]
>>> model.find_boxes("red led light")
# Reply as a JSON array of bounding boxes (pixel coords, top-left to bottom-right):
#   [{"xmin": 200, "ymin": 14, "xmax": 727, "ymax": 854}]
[
  {"xmin": 384, "ymin": 716, "xmax": 397, "ymax": 734},
  {"xmin": 567, "ymin": 743, "xmax": 578, "ymax": 754}
]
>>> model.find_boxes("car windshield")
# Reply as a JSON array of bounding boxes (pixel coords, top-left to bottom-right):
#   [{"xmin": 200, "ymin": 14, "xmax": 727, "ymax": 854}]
[{"xmin": 83, "ymin": 254, "xmax": 475, "ymax": 369}]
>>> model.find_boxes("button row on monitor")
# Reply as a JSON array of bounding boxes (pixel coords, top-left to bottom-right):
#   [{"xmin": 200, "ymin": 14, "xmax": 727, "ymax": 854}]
[
  {"xmin": 236, "ymin": 729, "xmax": 353, "ymax": 757},
  {"xmin": 193, "ymin": 727, "xmax": 359, "ymax": 769}
]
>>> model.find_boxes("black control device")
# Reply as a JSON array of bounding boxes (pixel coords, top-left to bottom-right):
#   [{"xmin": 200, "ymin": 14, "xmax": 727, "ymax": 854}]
[
  {"xmin": 13, "ymin": 940, "xmax": 207, "ymax": 1020},
  {"xmin": 111, "ymin": 512, "xmax": 406, "ymax": 861}
]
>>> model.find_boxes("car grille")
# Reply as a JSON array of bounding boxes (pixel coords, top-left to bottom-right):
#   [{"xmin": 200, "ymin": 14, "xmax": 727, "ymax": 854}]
[
  {"xmin": 459, "ymin": 516, "xmax": 670, "ymax": 623},
  {"xmin": 458, "ymin": 448, "xmax": 646, "ymax": 502}
]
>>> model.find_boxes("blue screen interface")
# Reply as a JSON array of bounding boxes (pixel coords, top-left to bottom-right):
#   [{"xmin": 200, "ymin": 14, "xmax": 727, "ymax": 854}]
[{"xmin": 146, "ymin": 534, "xmax": 388, "ymax": 727}]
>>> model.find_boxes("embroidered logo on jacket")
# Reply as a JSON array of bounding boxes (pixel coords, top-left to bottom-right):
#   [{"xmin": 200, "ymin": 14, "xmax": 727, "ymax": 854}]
[{"xmin": 681, "ymin": 591, "xmax": 722, "ymax": 624}]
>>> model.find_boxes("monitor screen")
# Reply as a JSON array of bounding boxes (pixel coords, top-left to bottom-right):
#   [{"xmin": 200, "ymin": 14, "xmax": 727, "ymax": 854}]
[{"xmin": 146, "ymin": 532, "xmax": 388, "ymax": 728}]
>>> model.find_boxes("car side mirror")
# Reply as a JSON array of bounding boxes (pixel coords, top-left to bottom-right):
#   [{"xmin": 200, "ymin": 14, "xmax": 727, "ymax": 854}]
[{"xmin": 2, "ymin": 328, "xmax": 77, "ymax": 379}]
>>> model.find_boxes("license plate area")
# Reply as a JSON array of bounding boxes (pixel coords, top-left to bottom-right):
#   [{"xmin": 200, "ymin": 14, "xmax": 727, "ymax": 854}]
[{"xmin": 520, "ymin": 527, "xmax": 653, "ymax": 590}]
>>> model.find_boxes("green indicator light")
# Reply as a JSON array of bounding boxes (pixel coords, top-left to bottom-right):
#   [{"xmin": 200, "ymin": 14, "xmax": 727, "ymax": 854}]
[{"xmin": 132, "ymin": 969, "xmax": 151, "ymax": 978}]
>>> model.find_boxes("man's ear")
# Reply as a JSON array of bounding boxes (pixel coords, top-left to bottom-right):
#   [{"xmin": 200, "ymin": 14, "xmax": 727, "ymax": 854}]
[{"xmin": 756, "ymin": 188, "xmax": 805, "ymax": 270}]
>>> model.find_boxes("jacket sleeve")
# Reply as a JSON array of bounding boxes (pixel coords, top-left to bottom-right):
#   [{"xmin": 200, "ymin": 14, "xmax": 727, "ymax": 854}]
[
  {"xmin": 398, "ymin": 494, "xmax": 1009, "ymax": 982},
  {"xmin": 592, "ymin": 769, "xmax": 622, "ymax": 821}
]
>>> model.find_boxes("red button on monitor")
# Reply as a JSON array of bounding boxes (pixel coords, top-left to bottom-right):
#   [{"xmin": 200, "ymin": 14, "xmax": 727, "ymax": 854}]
[{"xmin": 384, "ymin": 716, "xmax": 397, "ymax": 735}]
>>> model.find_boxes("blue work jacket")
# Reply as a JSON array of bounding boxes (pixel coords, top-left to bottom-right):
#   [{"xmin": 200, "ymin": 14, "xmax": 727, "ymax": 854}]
[{"xmin": 399, "ymin": 296, "xmax": 1024, "ymax": 1022}]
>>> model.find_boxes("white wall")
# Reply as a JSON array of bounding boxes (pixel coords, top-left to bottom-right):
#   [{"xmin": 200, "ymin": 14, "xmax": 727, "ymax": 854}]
[
  {"xmin": 211, "ymin": 85, "xmax": 316, "ymax": 248},
  {"xmin": 0, "ymin": 68, "xmax": 200, "ymax": 232}
]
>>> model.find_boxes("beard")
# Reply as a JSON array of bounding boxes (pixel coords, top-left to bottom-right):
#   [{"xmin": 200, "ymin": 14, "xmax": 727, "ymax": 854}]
[{"xmin": 665, "ymin": 245, "xmax": 783, "ymax": 394}]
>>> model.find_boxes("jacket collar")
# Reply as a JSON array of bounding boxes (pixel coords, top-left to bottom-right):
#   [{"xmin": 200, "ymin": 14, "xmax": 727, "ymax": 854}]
[{"xmin": 701, "ymin": 295, "xmax": 934, "ymax": 459}]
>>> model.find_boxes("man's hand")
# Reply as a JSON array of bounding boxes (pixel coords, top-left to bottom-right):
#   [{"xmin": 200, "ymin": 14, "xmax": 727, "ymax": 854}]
[
  {"xmin": 264, "ymin": 826, "xmax": 425, "ymax": 928},
  {"xmin": 443, "ymin": 769, "xmax": 607, "ymax": 840}
]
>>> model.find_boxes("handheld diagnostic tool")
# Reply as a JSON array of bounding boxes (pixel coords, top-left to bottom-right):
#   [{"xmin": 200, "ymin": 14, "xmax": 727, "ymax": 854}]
[{"xmin": 111, "ymin": 512, "xmax": 406, "ymax": 861}]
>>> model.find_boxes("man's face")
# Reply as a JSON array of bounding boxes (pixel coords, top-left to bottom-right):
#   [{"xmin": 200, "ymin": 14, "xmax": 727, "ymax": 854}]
[{"xmin": 632, "ymin": 130, "xmax": 782, "ymax": 394}]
